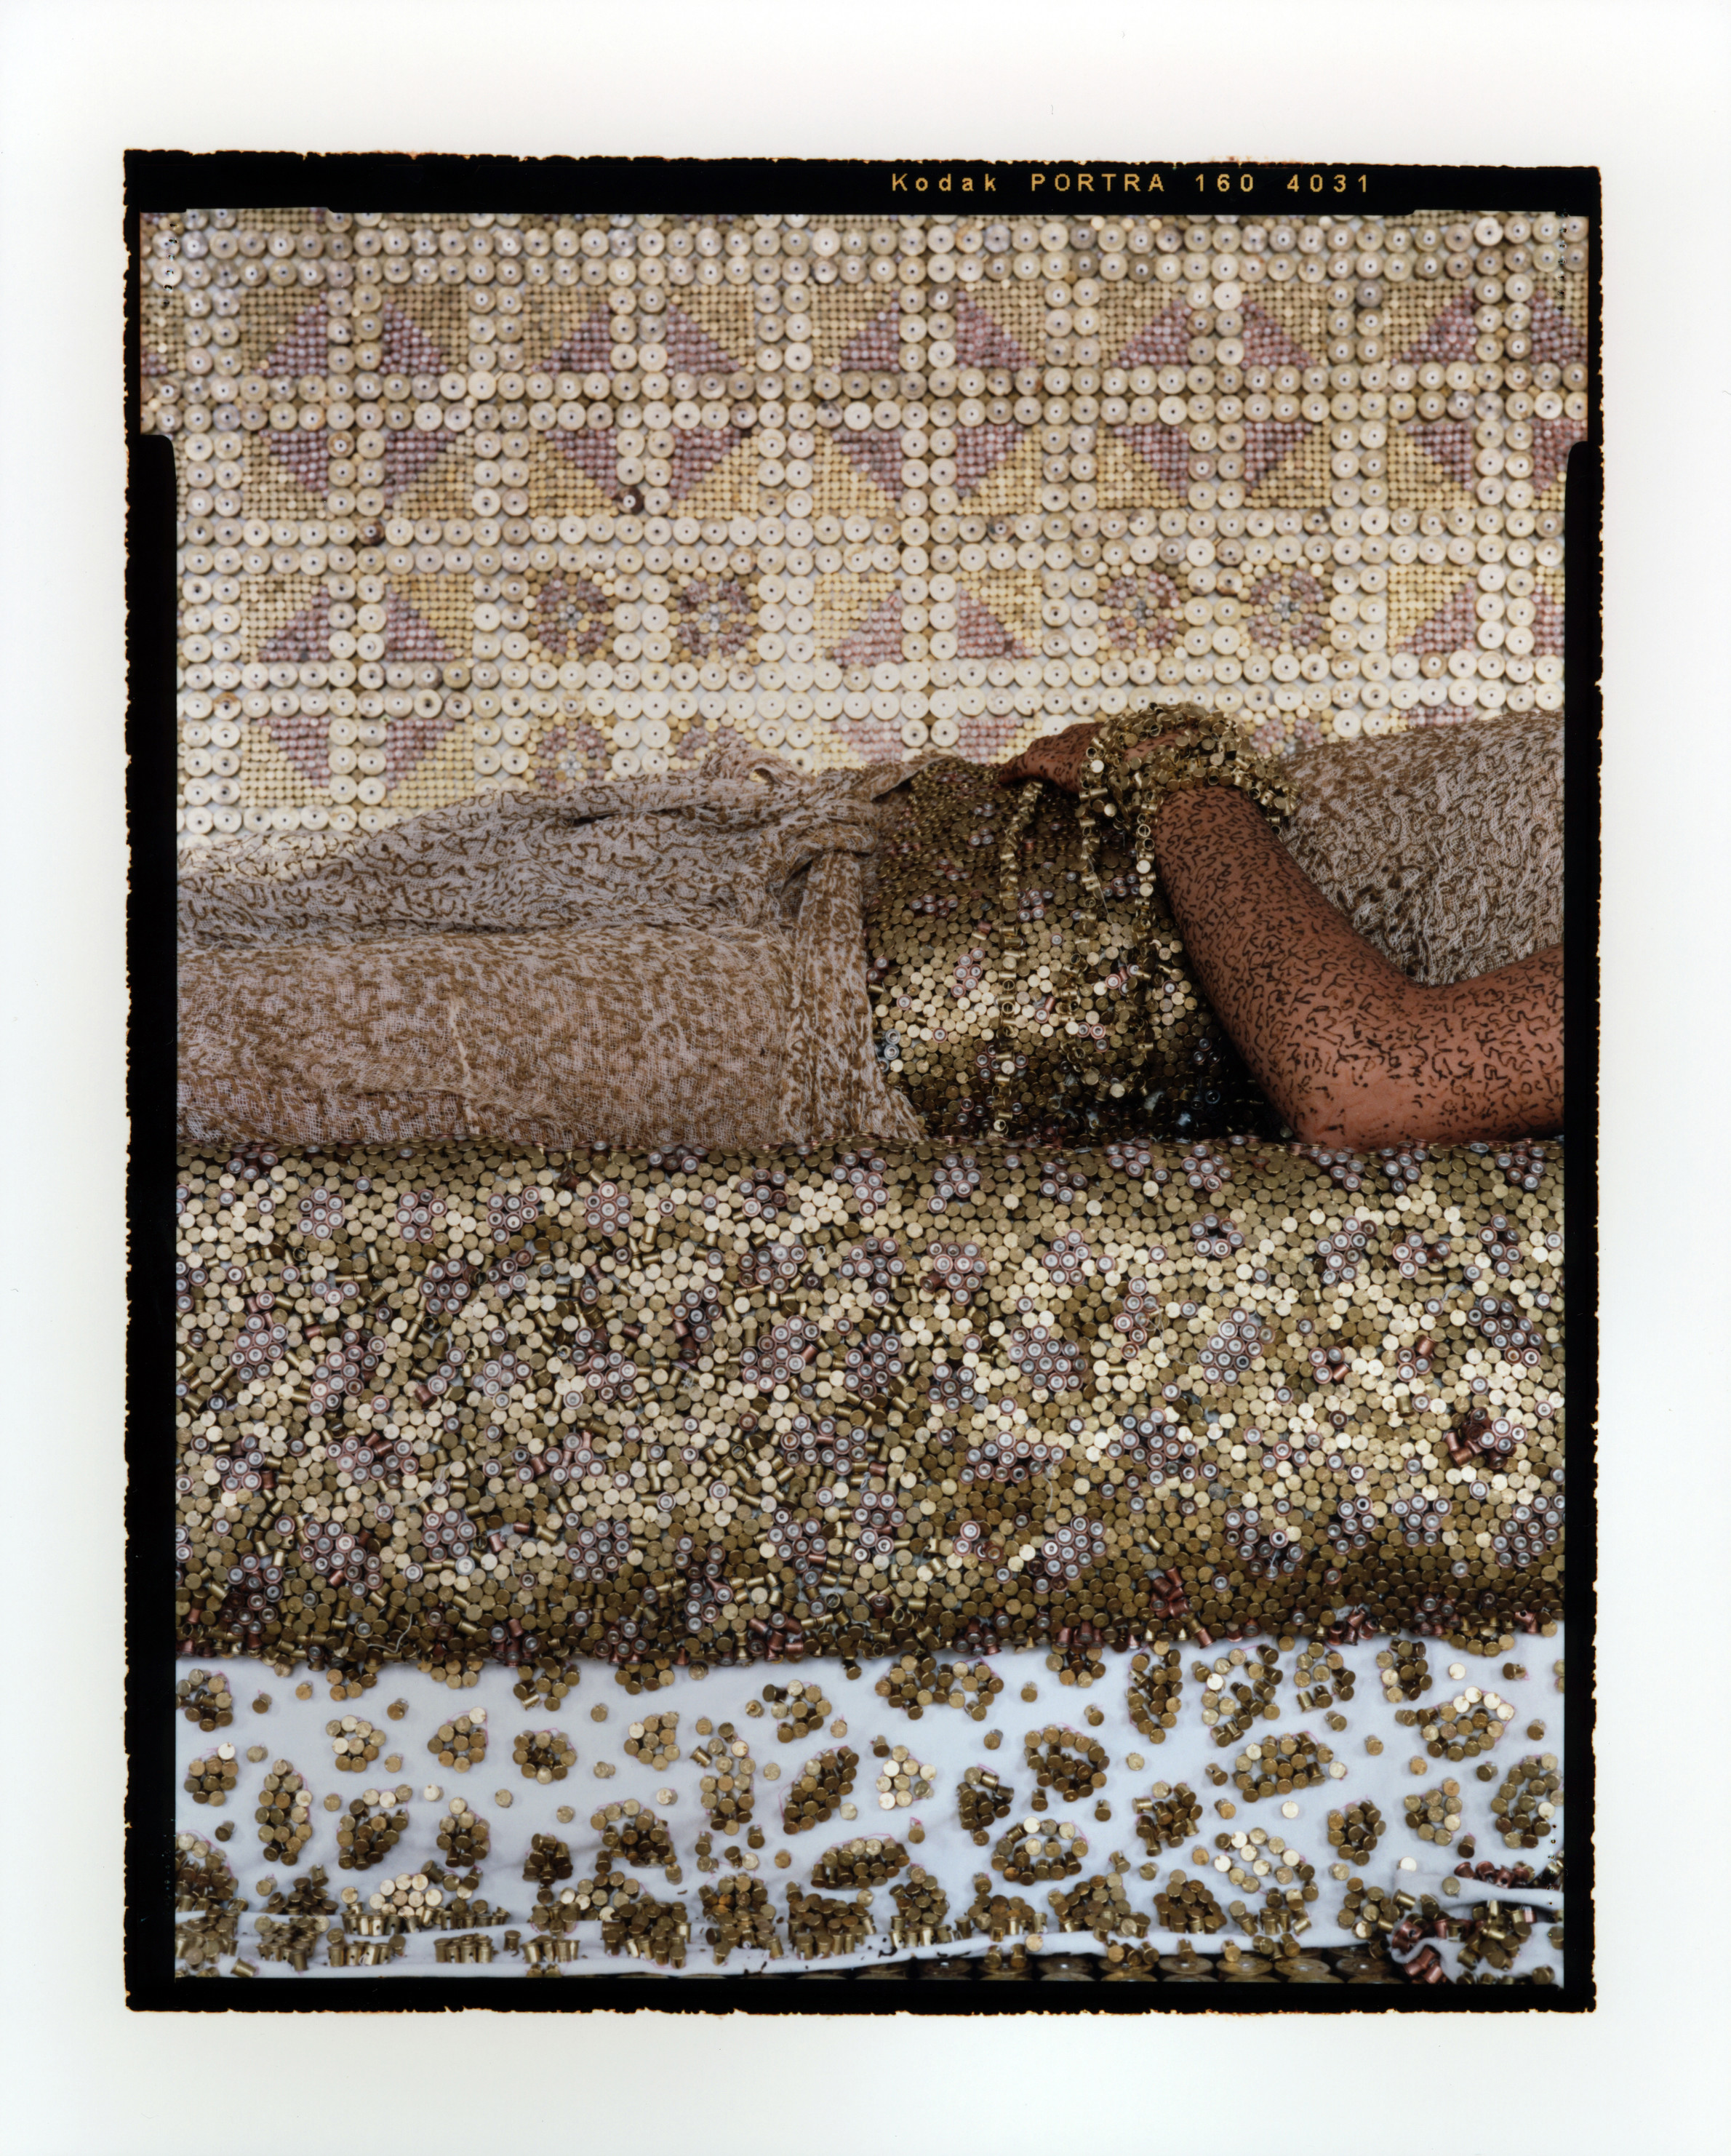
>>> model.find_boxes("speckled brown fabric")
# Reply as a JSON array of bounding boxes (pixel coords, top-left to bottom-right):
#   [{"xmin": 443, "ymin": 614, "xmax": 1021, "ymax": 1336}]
[
  {"xmin": 1280, "ymin": 714, "xmax": 1564, "ymax": 986},
  {"xmin": 178, "ymin": 736, "xmax": 924, "ymax": 1153}
]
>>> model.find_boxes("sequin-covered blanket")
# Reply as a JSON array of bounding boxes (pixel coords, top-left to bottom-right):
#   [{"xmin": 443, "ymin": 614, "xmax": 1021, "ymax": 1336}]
[{"xmin": 175, "ymin": 1132, "xmax": 1562, "ymax": 1681}]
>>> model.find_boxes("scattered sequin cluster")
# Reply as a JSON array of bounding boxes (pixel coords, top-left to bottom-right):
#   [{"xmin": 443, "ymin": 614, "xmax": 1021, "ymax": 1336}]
[{"xmin": 176, "ymin": 1619, "xmax": 1563, "ymax": 1983}]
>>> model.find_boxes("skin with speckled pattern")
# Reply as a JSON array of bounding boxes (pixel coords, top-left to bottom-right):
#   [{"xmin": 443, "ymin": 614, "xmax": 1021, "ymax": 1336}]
[{"xmin": 1002, "ymin": 722, "xmax": 1562, "ymax": 1149}]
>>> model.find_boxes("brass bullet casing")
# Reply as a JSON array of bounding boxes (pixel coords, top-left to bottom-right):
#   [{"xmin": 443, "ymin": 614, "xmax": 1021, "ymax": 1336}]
[
  {"xmin": 522, "ymin": 1832, "xmax": 574, "ymax": 1888},
  {"xmin": 255, "ymin": 1761, "xmax": 314, "ymax": 1865},
  {"xmin": 1292, "ymin": 1642, "xmax": 1356, "ymax": 1713},
  {"xmin": 761, "ymin": 1679, "xmax": 832, "ymax": 1744},
  {"xmin": 334, "ymin": 1792, "xmax": 410, "ymax": 1874},
  {"xmin": 1197, "ymin": 1642, "xmax": 1284, "ymax": 1747},
  {"xmin": 889, "ymin": 1866, "xmax": 954, "ymax": 1949},
  {"xmin": 991, "ymin": 1816, "xmax": 1089, "ymax": 1888},
  {"xmin": 182, "ymin": 1746, "xmax": 239, "ymax": 1808},
  {"xmin": 513, "ymin": 1664, "xmax": 580, "ymax": 1714},
  {"xmin": 325, "ymin": 1714, "xmax": 385, "ymax": 1773},
  {"xmin": 623, "ymin": 1711, "xmax": 680, "ymax": 1770},
  {"xmin": 1154, "ymin": 1868, "xmax": 1228, "ymax": 1936},
  {"xmin": 255, "ymin": 1864, "xmax": 338, "ymax": 1967},
  {"xmin": 1231, "ymin": 1730, "xmax": 1333, "ymax": 1805},
  {"xmin": 1050, "ymin": 1872, "xmax": 1149, "ymax": 1942},
  {"xmin": 433, "ymin": 1796, "xmax": 490, "ymax": 1869},
  {"xmin": 698, "ymin": 1874, "xmax": 779, "ymax": 1966},
  {"xmin": 811, "ymin": 1835, "xmax": 909, "ymax": 1891},
  {"xmin": 1023, "ymin": 1724, "xmax": 1111, "ymax": 1802},
  {"xmin": 591, "ymin": 1800, "xmax": 679, "ymax": 1878},
  {"xmin": 1326, "ymin": 1798, "xmax": 1386, "ymax": 1861},
  {"xmin": 695, "ymin": 1722, "xmax": 756, "ymax": 1832},
  {"xmin": 876, "ymin": 1653, "xmax": 1003, "ymax": 1722},
  {"xmin": 554, "ymin": 1864, "xmax": 689, "ymax": 1970},
  {"xmin": 1490, "ymin": 1753, "xmax": 1564, "ymax": 1849},
  {"xmin": 874, "ymin": 1743, "xmax": 936, "ymax": 1812},
  {"xmin": 788, "ymin": 1883, "xmax": 876, "ymax": 1962},
  {"xmin": 1135, "ymin": 1780, "xmax": 1204, "ymax": 1856},
  {"xmin": 1127, "ymin": 1648, "xmax": 1184, "ymax": 1743},
  {"xmin": 782, "ymin": 1746, "xmax": 861, "ymax": 1834},
  {"xmin": 1378, "ymin": 1640, "xmax": 1432, "ymax": 1705},
  {"xmin": 958, "ymin": 1765, "xmax": 1015, "ymax": 1837},
  {"xmin": 1404, "ymin": 1776, "xmax": 1466, "ymax": 1848},
  {"xmin": 176, "ymin": 1669, "xmax": 235, "ymax": 1733},
  {"xmin": 511, "ymin": 1728, "xmax": 577, "ymax": 1784},
  {"xmin": 427, "ymin": 1709, "xmax": 487, "ymax": 1773}
]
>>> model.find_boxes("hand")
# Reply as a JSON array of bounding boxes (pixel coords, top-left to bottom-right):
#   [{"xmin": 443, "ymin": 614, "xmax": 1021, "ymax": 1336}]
[
  {"xmin": 996, "ymin": 717, "xmax": 1192, "ymax": 795},
  {"xmin": 994, "ymin": 722, "xmax": 1103, "ymax": 794}
]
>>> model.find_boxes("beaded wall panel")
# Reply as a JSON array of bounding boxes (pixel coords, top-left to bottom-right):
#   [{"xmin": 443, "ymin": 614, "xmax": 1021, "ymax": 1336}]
[{"xmin": 142, "ymin": 207, "xmax": 1588, "ymax": 845}]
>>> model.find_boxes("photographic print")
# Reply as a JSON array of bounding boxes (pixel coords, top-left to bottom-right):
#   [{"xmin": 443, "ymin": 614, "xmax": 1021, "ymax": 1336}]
[{"xmin": 129, "ymin": 153, "xmax": 1592, "ymax": 2007}]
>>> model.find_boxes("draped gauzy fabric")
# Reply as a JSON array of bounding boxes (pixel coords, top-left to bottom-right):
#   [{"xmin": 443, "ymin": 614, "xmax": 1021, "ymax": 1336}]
[
  {"xmin": 1281, "ymin": 711, "xmax": 1564, "ymax": 989},
  {"xmin": 178, "ymin": 737, "xmax": 925, "ymax": 1154}
]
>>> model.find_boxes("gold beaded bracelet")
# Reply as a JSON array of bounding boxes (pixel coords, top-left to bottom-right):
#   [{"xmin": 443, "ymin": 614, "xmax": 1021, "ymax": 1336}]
[{"xmin": 1073, "ymin": 702, "xmax": 1293, "ymax": 916}]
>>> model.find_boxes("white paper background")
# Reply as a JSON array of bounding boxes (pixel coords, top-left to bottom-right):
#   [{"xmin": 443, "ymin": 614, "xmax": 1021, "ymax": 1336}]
[{"xmin": 3, "ymin": 1, "xmax": 1729, "ymax": 2152}]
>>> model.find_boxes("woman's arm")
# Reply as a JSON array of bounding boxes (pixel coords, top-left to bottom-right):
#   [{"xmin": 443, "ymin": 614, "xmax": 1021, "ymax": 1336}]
[
  {"xmin": 1151, "ymin": 785, "xmax": 1561, "ymax": 1149},
  {"xmin": 999, "ymin": 724, "xmax": 1562, "ymax": 1148}
]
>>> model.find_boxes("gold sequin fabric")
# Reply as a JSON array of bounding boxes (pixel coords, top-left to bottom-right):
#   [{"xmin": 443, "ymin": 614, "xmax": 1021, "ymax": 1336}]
[
  {"xmin": 863, "ymin": 706, "xmax": 1294, "ymax": 1146},
  {"xmin": 175, "ymin": 1133, "xmax": 1562, "ymax": 1672},
  {"xmin": 147, "ymin": 207, "xmax": 1586, "ymax": 850}
]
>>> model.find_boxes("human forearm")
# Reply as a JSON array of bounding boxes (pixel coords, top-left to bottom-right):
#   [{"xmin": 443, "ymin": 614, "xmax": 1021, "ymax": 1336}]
[{"xmin": 1150, "ymin": 785, "xmax": 1563, "ymax": 1148}]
